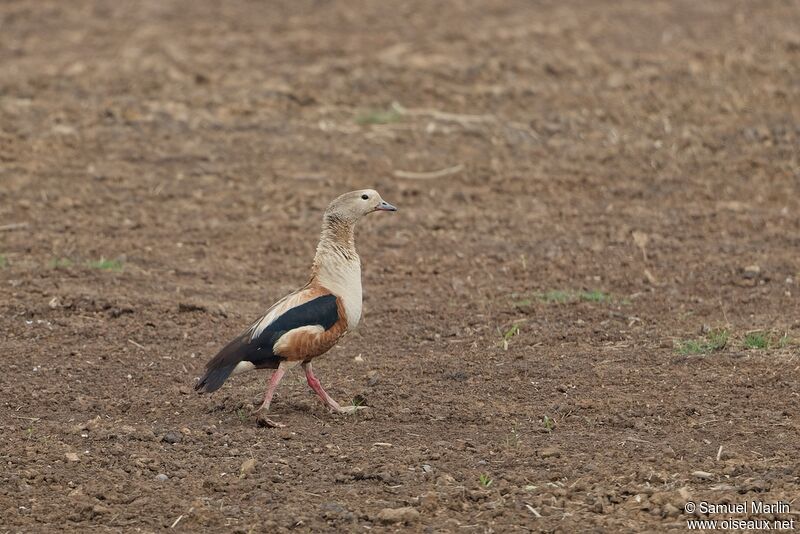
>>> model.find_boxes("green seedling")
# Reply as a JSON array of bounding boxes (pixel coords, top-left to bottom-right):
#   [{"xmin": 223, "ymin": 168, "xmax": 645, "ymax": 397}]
[
  {"xmin": 50, "ymin": 258, "xmax": 73, "ymax": 268},
  {"xmin": 528, "ymin": 290, "xmax": 613, "ymax": 304},
  {"xmin": 744, "ymin": 332, "xmax": 769, "ymax": 350},
  {"xmin": 479, "ymin": 474, "xmax": 493, "ymax": 487},
  {"xmin": 578, "ymin": 290, "xmax": 609, "ymax": 303},
  {"xmin": 505, "ymin": 426, "xmax": 521, "ymax": 448},
  {"xmin": 0, "ymin": 254, "xmax": 7, "ymax": 268},
  {"xmin": 539, "ymin": 290, "xmax": 571, "ymax": 303},
  {"xmin": 87, "ymin": 258, "xmax": 123, "ymax": 271},
  {"xmin": 356, "ymin": 107, "xmax": 403, "ymax": 125},
  {"xmin": 678, "ymin": 340, "xmax": 705, "ymax": 355},
  {"xmin": 348, "ymin": 395, "xmax": 368, "ymax": 416},
  {"xmin": 677, "ymin": 329, "xmax": 729, "ymax": 355},
  {"xmin": 499, "ymin": 324, "xmax": 520, "ymax": 350},
  {"xmin": 707, "ymin": 329, "xmax": 729, "ymax": 350},
  {"xmin": 542, "ymin": 415, "xmax": 555, "ymax": 433}
]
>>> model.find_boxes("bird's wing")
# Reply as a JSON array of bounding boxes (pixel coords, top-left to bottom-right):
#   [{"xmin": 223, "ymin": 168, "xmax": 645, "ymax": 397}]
[
  {"xmin": 264, "ymin": 290, "xmax": 348, "ymax": 360},
  {"xmin": 248, "ymin": 287, "xmax": 320, "ymax": 340},
  {"xmin": 195, "ymin": 285, "xmax": 346, "ymax": 393}
]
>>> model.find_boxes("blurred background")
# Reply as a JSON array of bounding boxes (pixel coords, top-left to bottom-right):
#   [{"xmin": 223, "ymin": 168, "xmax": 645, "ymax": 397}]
[{"xmin": 1, "ymin": 1, "xmax": 799, "ymax": 531}]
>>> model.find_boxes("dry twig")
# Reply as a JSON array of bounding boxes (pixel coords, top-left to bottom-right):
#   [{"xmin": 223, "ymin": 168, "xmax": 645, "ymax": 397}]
[{"xmin": 393, "ymin": 164, "xmax": 464, "ymax": 180}]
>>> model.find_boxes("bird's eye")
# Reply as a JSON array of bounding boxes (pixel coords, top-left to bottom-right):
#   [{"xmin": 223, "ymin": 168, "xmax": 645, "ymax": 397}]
[{"xmin": 361, "ymin": 194, "xmax": 369, "ymax": 200}]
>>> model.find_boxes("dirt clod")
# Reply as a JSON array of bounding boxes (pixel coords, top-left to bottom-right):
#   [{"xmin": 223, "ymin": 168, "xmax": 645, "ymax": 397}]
[
  {"xmin": 419, "ymin": 492, "xmax": 439, "ymax": 511},
  {"xmin": 240, "ymin": 459, "xmax": 257, "ymax": 478},
  {"xmin": 82, "ymin": 416, "xmax": 102, "ymax": 432},
  {"xmin": 691, "ymin": 470, "xmax": 714, "ymax": 480},
  {"xmin": 377, "ymin": 507, "xmax": 420, "ymax": 524},
  {"xmin": 538, "ymin": 447, "xmax": 561, "ymax": 459},
  {"xmin": 320, "ymin": 502, "xmax": 354, "ymax": 521}
]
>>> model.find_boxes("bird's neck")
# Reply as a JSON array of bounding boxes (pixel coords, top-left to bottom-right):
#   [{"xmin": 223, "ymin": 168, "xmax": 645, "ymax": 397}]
[{"xmin": 311, "ymin": 214, "xmax": 359, "ymax": 277}]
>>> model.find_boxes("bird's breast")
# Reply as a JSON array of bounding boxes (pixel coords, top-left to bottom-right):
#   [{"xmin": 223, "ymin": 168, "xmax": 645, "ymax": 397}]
[
  {"xmin": 339, "ymin": 280, "xmax": 362, "ymax": 330},
  {"xmin": 318, "ymin": 260, "xmax": 362, "ymax": 330}
]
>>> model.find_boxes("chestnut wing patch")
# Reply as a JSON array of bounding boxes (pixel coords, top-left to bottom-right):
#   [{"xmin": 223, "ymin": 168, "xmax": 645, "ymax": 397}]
[{"xmin": 195, "ymin": 294, "xmax": 339, "ymax": 393}]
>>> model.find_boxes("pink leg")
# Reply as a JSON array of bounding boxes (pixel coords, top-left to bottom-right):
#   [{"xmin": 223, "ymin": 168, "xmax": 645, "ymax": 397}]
[
  {"xmin": 303, "ymin": 361, "xmax": 343, "ymax": 412},
  {"xmin": 303, "ymin": 362, "xmax": 364, "ymax": 414},
  {"xmin": 253, "ymin": 360, "xmax": 299, "ymax": 425}
]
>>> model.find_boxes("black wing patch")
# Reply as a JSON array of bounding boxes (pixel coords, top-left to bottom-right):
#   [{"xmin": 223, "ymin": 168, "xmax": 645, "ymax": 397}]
[
  {"xmin": 195, "ymin": 294, "xmax": 339, "ymax": 393},
  {"xmin": 264, "ymin": 294, "xmax": 339, "ymax": 339}
]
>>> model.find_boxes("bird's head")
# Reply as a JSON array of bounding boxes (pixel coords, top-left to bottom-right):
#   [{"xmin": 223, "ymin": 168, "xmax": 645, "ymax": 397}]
[{"xmin": 324, "ymin": 189, "xmax": 397, "ymax": 224}]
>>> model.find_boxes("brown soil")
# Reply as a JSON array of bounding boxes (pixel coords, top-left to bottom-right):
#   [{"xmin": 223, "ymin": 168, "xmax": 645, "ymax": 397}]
[{"xmin": 2, "ymin": 0, "xmax": 799, "ymax": 532}]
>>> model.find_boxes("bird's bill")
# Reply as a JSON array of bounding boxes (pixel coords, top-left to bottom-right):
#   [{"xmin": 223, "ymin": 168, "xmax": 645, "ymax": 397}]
[{"xmin": 375, "ymin": 200, "xmax": 397, "ymax": 212}]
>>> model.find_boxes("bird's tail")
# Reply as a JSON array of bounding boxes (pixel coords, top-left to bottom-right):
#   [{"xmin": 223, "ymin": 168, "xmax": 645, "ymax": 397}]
[
  {"xmin": 194, "ymin": 332, "xmax": 249, "ymax": 393},
  {"xmin": 195, "ymin": 364, "xmax": 236, "ymax": 393}
]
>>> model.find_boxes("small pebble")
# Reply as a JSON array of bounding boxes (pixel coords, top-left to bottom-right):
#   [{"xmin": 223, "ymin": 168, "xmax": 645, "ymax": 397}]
[
  {"xmin": 691, "ymin": 470, "xmax": 714, "ymax": 480},
  {"xmin": 367, "ymin": 370, "xmax": 380, "ymax": 386},
  {"xmin": 742, "ymin": 265, "xmax": 760, "ymax": 279},
  {"xmin": 155, "ymin": 474, "xmax": 168, "ymax": 482},
  {"xmin": 162, "ymin": 431, "xmax": 182, "ymax": 444}
]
